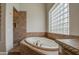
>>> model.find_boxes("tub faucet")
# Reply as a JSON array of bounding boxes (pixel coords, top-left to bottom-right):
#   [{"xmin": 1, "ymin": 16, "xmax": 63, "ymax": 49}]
[
  {"xmin": 36, "ymin": 42, "xmax": 38, "ymax": 46},
  {"xmin": 36, "ymin": 41, "xmax": 39, "ymax": 46}
]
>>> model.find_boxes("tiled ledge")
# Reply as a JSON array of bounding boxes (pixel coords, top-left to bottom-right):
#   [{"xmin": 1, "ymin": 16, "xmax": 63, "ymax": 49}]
[
  {"xmin": 54, "ymin": 39, "xmax": 79, "ymax": 55},
  {"xmin": 47, "ymin": 32, "xmax": 79, "ymax": 39}
]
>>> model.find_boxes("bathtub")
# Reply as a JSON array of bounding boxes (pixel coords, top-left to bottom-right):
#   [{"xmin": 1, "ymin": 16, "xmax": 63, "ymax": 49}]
[{"xmin": 20, "ymin": 37, "xmax": 58, "ymax": 55}]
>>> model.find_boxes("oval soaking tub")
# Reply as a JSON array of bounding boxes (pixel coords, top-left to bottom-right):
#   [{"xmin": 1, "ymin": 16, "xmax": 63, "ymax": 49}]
[{"xmin": 20, "ymin": 37, "xmax": 58, "ymax": 55}]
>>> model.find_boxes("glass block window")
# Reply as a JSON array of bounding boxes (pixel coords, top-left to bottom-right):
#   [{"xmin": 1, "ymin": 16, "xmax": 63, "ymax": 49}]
[{"xmin": 49, "ymin": 3, "xmax": 69, "ymax": 34}]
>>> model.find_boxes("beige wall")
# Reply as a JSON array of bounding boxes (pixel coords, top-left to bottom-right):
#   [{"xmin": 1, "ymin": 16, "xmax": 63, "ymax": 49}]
[
  {"xmin": 0, "ymin": 4, "xmax": 6, "ymax": 53},
  {"xmin": 20, "ymin": 3, "xmax": 46, "ymax": 32},
  {"xmin": 46, "ymin": 3, "xmax": 54, "ymax": 32},
  {"xmin": 69, "ymin": 3, "xmax": 79, "ymax": 36}
]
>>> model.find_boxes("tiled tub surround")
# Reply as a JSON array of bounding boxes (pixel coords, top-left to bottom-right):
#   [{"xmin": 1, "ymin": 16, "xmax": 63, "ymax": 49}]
[
  {"xmin": 11, "ymin": 32, "xmax": 79, "ymax": 55},
  {"xmin": 20, "ymin": 37, "xmax": 58, "ymax": 55},
  {"xmin": 13, "ymin": 32, "xmax": 46, "ymax": 46},
  {"xmin": 20, "ymin": 38, "xmax": 79, "ymax": 55},
  {"xmin": 24, "ymin": 37, "xmax": 58, "ymax": 51}
]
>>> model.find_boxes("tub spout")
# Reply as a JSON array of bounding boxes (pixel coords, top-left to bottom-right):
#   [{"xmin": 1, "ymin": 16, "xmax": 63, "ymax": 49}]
[
  {"xmin": 36, "ymin": 41, "xmax": 40, "ymax": 46},
  {"xmin": 36, "ymin": 41, "xmax": 38, "ymax": 46},
  {"xmin": 36, "ymin": 42, "xmax": 38, "ymax": 46}
]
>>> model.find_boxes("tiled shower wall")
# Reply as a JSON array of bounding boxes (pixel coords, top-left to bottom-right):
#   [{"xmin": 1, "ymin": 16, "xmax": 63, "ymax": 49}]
[{"xmin": 13, "ymin": 8, "xmax": 26, "ymax": 44}]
